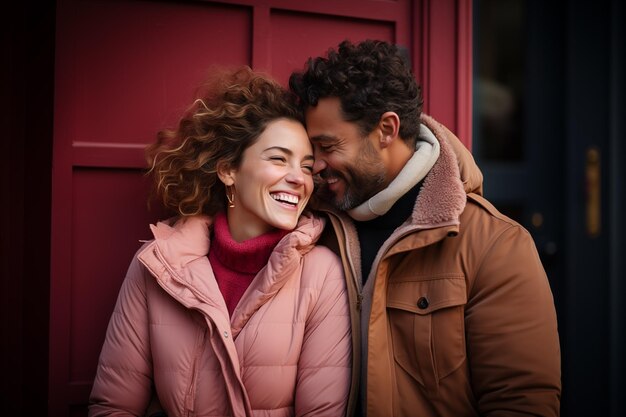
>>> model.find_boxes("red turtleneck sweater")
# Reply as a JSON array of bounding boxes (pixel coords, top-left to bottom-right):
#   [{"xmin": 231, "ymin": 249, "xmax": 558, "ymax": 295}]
[{"xmin": 208, "ymin": 212, "xmax": 288, "ymax": 316}]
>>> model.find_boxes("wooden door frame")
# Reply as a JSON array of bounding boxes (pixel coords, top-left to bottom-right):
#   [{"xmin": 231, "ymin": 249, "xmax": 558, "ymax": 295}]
[{"xmin": 417, "ymin": 0, "xmax": 473, "ymax": 147}]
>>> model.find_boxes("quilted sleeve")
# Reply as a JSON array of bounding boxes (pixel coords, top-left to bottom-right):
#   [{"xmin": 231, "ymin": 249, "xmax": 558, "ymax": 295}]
[
  {"xmin": 295, "ymin": 246, "xmax": 352, "ymax": 417},
  {"xmin": 88, "ymin": 252, "xmax": 153, "ymax": 416}
]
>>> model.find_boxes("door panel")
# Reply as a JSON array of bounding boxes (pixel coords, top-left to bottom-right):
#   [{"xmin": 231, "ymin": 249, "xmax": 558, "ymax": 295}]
[
  {"xmin": 269, "ymin": 11, "xmax": 395, "ymax": 86},
  {"xmin": 61, "ymin": 0, "xmax": 252, "ymax": 144},
  {"xmin": 70, "ymin": 169, "xmax": 163, "ymax": 383}
]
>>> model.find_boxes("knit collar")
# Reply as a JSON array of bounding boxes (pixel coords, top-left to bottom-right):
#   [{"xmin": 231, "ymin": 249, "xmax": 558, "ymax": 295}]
[
  {"xmin": 355, "ymin": 180, "xmax": 422, "ymax": 230},
  {"xmin": 347, "ymin": 125, "xmax": 441, "ymax": 221},
  {"xmin": 210, "ymin": 212, "xmax": 289, "ymax": 274}
]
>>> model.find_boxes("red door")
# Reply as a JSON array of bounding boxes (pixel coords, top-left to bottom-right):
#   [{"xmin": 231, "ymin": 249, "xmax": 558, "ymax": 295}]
[{"xmin": 50, "ymin": 0, "xmax": 471, "ymax": 415}]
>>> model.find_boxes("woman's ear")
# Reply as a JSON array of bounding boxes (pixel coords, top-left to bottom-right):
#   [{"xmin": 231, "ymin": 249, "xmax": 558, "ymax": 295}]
[
  {"xmin": 216, "ymin": 160, "xmax": 235, "ymax": 186},
  {"xmin": 378, "ymin": 111, "xmax": 400, "ymax": 148}
]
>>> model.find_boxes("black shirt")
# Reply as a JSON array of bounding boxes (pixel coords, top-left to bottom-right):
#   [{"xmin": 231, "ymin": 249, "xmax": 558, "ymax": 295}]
[{"xmin": 355, "ymin": 181, "xmax": 422, "ymax": 284}]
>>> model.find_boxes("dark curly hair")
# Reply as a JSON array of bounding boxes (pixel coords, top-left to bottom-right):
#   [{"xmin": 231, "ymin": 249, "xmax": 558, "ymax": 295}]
[
  {"xmin": 146, "ymin": 66, "xmax": 303, "ymax": 217},
  {"xmin": 289, "ymin": 39, "xmax": 423, "ymax": 145}
]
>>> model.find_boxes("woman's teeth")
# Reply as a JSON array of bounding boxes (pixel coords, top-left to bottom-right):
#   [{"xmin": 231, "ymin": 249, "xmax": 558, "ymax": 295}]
[{"xmin": 271, "ymin": 192, "xmax": 299, "ymax": 205}]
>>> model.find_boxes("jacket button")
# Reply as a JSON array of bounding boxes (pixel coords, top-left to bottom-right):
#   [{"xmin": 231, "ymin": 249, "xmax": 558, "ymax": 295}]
[
  {"xmin": 417, "ymin": 297, "xmax": 429, "ymax": 309},
  {"xmin": 223, "ymin": 331, "xmax": 229, "ymax": 338}
]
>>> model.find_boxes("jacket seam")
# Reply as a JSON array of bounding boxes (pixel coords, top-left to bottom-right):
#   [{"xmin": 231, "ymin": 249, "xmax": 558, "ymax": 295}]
[
  {"xmin": 388, "ymin": 274, "xmax": 465, "ymax": 283},
  {"xmin": 469, "ymin": 223, "xmax": 519, "ymax": 293},
  {"xmin": 97, "ymin": 363, "xmax": 151, "ymax": 377}
]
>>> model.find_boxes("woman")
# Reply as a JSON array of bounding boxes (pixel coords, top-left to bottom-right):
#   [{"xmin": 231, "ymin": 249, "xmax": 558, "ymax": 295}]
[{"xmin": 88, "ymin": 67, "xmax": 351, "ymax": 416}]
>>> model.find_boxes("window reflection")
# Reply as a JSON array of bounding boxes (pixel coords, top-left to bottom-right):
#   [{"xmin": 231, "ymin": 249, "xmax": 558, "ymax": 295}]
[{"xmin": 475, "ymin": 0, "xmax": 526, "ymax": 162}]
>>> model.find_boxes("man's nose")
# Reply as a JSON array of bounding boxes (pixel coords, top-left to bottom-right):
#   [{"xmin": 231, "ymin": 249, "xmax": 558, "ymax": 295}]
[{"xmin": 312, "ymin": 158, "xmax": 327, "ymax": 175}]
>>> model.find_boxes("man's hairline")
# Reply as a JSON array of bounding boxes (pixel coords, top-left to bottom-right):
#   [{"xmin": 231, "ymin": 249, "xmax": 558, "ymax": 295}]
[{"xmin": 304, "ymin": 95, "xmax": 374, "ymax": 140}]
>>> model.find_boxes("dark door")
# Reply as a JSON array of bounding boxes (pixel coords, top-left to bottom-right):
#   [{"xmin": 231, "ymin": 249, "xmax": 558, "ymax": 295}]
[{"xmin": 473, "ymin": 1, "xmax": 625, "ymax": 416}]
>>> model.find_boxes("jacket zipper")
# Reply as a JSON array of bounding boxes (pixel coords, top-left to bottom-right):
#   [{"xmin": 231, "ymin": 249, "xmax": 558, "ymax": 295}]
[
  {"xmin": 356, "ymin": 292, "xmax": 363, "ymax": 311},
  {"xmin": 184, "ymin": 325, "xmax": 207, "ymax": 416},
  {"xmin": 329, "ymin": 212, "xmax": 363, "ymax": 310}
]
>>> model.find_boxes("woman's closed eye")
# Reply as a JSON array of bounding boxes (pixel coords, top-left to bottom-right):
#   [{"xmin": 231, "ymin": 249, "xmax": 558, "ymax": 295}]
[{"xmin": 268, "ymin": 154, "xmax": 313, "ymax": 174}]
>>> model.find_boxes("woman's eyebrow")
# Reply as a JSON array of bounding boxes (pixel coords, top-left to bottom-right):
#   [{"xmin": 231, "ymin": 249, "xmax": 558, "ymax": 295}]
[
  {"xmin": 263, "ymin": 146, "xmax": 314, "ymax": 161},
  {"xmin": 263, "ymin": 146, "xmax": 291, "ymax": 154}
]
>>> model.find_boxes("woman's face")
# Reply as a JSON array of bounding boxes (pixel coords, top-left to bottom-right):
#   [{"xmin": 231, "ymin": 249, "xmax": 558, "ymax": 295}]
[{"xmin": 224, "ymin": 118, "xmax": 314, "ymax": 242}]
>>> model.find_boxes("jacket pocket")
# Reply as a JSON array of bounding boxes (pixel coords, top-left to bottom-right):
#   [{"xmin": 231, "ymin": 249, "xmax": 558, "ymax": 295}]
[{"xmin": 387, "ymin": 274, "xmax": 467, "ymax": 394}]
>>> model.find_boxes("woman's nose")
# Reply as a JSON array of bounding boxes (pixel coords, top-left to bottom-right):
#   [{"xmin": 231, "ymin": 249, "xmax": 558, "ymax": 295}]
[{"xmin": 286, "ymin": 166, "xmax": 306, "ymax": 185}]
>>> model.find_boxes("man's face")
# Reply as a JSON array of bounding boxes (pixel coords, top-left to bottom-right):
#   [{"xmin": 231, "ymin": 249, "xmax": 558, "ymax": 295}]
[{"xmin": 305, "ymin": 97, "xmax": 387, "ymax": 210}]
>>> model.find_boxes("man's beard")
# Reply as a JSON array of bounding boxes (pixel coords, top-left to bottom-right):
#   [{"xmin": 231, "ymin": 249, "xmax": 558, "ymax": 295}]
[{"xmin": 316, "ymin": 143, "xmax": 386, "ymax": 211}]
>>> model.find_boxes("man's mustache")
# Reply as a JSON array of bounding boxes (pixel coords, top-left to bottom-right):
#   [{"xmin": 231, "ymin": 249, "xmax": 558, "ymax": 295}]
[{"xmin": 316, "ymin": 168, "xmax": 344, "ymax": 181}]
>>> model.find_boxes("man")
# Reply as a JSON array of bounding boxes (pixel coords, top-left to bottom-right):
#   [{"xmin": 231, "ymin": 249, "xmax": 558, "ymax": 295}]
[{"xmin": 289, "ymin": 39, "xmax": 561, "ymax": 417}]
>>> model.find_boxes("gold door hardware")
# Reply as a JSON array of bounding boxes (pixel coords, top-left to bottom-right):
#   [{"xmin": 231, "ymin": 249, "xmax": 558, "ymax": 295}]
[{"xmin": 585, "ymin": 147, "xmax": 601, "ymax": 238}]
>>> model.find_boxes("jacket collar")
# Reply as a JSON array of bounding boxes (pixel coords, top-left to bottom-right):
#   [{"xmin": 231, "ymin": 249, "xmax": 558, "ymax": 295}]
[
  {"xmin": 410, "ymin": 114, "xmax": 468, "ymax": 228},
  {"xmin": 138, "ymin": 211, "xmax": 325, "ymax": 336}
]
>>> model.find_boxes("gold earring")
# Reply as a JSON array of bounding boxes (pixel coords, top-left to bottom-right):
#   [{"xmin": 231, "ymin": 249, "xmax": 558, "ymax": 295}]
[{"xmin": 226, "ymin": 186, "xmax": 235, "ymax": 208}]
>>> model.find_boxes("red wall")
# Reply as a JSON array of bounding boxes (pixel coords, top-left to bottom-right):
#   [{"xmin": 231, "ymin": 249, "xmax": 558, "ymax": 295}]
[{"xmin": 49, "ymin": 0, "xmax": 472, "ymax": 415}]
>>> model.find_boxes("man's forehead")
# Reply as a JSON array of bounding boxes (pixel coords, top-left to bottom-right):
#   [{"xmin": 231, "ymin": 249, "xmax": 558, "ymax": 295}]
[{"xmin": 305, "ymin": 97, "xmax": 343, "ymax": 121}]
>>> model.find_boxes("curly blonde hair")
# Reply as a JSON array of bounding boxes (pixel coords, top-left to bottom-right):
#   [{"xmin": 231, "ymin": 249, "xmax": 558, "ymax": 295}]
[{"xmin": 147, "ymin": 66, "xmax": 303, "ymax": 216}]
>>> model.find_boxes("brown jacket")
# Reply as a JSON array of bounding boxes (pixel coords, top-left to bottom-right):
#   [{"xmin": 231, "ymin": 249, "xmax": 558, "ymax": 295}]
[{"xmin": 315, "ymin": 114, "xmax": 561, "ymax": 417}]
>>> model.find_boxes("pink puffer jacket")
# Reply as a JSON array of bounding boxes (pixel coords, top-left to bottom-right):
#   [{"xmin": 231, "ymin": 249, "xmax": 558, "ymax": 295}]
[{"xmin": 88, "ymin": 212, "xmax": 351, "ymax": 417}]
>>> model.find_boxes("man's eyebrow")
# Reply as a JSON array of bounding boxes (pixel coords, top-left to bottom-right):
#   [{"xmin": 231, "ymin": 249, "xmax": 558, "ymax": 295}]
[{"xmin": 309, "ymin": 134, "xmax": 336, "ymax": 142}]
